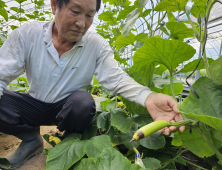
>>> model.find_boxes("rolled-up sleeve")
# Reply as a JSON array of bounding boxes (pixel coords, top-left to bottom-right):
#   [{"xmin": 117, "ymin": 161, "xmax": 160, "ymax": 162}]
[
  {"xmin": 0, "ymin": 30, "xmax": 26, "ymax": 98},
  {"xmin": 94, "ymin": 40, "xmax": 153, "ymax": 107}
]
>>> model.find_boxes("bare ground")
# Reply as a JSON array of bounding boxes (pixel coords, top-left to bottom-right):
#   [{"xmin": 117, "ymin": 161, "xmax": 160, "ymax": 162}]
[{"xmin": 0, "ymin": 126, "xmax": 61, "ymax": 170}]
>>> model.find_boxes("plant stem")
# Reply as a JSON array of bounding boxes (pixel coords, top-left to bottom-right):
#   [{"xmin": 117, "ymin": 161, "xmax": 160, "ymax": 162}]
[
  {"xmin": 195, "ymin": 126, "xmax": 222, "ymax": 162},
  {"xmin": 160, "ymin": 150, "xmax": 187, "ymax": 169},
  {"xmin": 185, "ymin": 12, "xmax": 199, "ymax": 41},
  {"xmin": 168, "ymin": 119, "xmax": 194, "ymax": 127},
  {"xmin": 115, "ymin": 96, "xmax": 118, "ymax": 108},
  {"xmin": 201, "ymin": 49, "xmax": 211, "ymax": 78},
  {"xmin": 180, "ymin": 156, "xmax": 209, "ymax": 170},
  {"xmin": 164, "ymin": 149, "xmax": 208, "ymax": 170},
  {"xmin": 142, "ymin": 16, "xmax": 152, "ymax": 37},
  {"xmin": 153, "ymin": 11, "xmax": 167, "ymax": 35},
  {"xmin": 200, "ymin": 0, "xmax": 217, "ymax": 78},
  {"xmin": 170, "ymin": 73, "xmax": 176, "ymax": 100}
]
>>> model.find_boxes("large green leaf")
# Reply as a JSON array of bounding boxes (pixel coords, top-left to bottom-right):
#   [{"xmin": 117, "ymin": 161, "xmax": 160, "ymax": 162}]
[
  {"xmin": 74, "ymin": 147, "xmax": 144, "ymax": 170},
  {"xmin": 167, "ymin": 12, "xmax": 177, "ymax": 22},
  {"xmin": 111, "ymin": 110, "xmax": 131, "ymax": 133},
  {"xmin": 133, "ymin": 37, "xmax": 196, "ymax": 78},
  {"xmin": 135, "ymin": 33, "xmax": 148, "ymax": 42},
  {"xmin": 178, "ymin": 123, "xmax": 221, "ymax": 158},
  {"xmin": 0, "ymin": 5, "xmax": 8, "ymax": 21},
  {"xmin": 18, "ymin": 17, "xmax": 28, "ymax": 22},
  {"xmin": 139, "ymin": 0, "xmax": 148, "ymax": 8},
  {"xmin": 191, "ymin": 0, "xmax": 209, "ymax": 18},
  {"xmin": 143, "ymin": 62, "xmax": 155, "ymax": 87},
  {"xmin": 154, "ymin": 64, "xmax": 168, "ymax": 76},
  {"xmin": 117, "ymin": 6, "xmax": 135, "ymax": 20},
  {"xmin": 166, "ymin": 22, "xmax": 194, "ymax": 41},
  {"xmin": 84, "ymin": 135, "xmax": 113, "ymax": 158},
  {"xmin": 161, "ymin": 82, "xmax": 184, "ymax": 96},
  {"xmin": 120, "ymin": 131, "xmax": 140, "ymax": 150},
  {"xmin": 160, "ymin": 26, "xmax": 170, "ymax": 36},
  {"xmin": 46, "ymin": 134, "xmax": 86, "ymax": 170},
  {"xmin": 35, "ymin": 0, "xmax": 44, "ymax": 6},
  {"xmin": 209, "ymin": 55, "xmax": 222, "ymax": 85},
  {"xmin": 103, "ymin": 0, "xmax": 132, "ymax": 6},
  {"xmin": 120, "ymin": 97, "xmax": 150, "ymax": 116},
  {"xmin": 154, "ymin": 0, "xmax": 189, "ymax": 12},
  {"xmin": 0, "ymin": 0, "xmax": 6, "ymax": 7},
  {"xmin": 26, "ymin": 14, "xmax": 37, "ymax": 19},
  {"xmin": 10, "ymin": 25, "xmax": 19, "ymax": 30},
  {"xmin": 98, "ymin": 11, "xmax": 116, "ymax": 24},
  {"xmin": 179, "ymin": 77, "xmax": 222, "ymax": 132},
  {"xmin": 112, "ymin": 33, "xmax": 136, "ymax": 50},
  {"xmin": 15, "ymin": 0, "xmax": 27, "ymax": 3},
  {"xmin": 131, "ymin": 114, "xmax": 153, "ymax": 126},
  {"xmin": 139, "ymin": 132, "xmax": 166, "ymax": 149},
  {"xmin": 10, "ymin": 7, "xmax": 25, "ymax": 13},
  {"xmin": 46, "ymin": 135, "xmax": 112, "ymax": 170},
  {"xmin": 101, "ymin": 100, "xmax": 112, "ymax": 111},
  {"xmin": 97, "ymin": 111, "xmax": 111, "ymax": 131},
  {"xmin": 151, "ymin": 75, "xmax": 184, "ymax": 96},
  {"xmin": 81, "ymin": 124, "xmax": 97, "ymax": 140},
  {"xmin": 142, "ymin": 157, "xmax": 162, "ymax": 170},
  {"xmin": 171, "ymin": 131, "xmax": 183, "ymax": 146},
  {"xmin": 0, "ymin": 155, "xmax": 11, "ymax": 169},
  {"xmin": 121, "ymin": 8, "xmax": 140, "ymax": 37},
  {"xmin": 143, "ymin": 9, "xmax": 152, "ymax": 17},
  {"xmin": 178, "ymin": 58, "xmax": 214, "ymax": 74}
]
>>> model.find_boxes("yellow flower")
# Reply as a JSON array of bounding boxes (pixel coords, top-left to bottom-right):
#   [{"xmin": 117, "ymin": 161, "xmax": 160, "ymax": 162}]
[
  {"xmin": 118, "ymin": 102, "xmax": 124, "ymax": 107},
  {"xmin": 49, "ymin": 136, "xmax": 61, "ymax": 144}
]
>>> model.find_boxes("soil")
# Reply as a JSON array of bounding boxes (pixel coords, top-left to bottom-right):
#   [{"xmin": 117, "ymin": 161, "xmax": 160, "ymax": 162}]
[{"xmin": 0, "ymin": 126, "xmax": 61, "ymax": 170}]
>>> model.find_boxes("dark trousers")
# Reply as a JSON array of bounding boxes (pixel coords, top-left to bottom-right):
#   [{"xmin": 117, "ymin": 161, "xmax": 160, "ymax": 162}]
[{"xmin": 0, "ymin": 89, "xmax": 96, "ymax": 136}]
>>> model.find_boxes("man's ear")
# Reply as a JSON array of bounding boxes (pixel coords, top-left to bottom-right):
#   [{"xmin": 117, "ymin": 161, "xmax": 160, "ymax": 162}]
[{"xmin": 51, "ymin": 0, "xmax": 57, "ymax": 15}]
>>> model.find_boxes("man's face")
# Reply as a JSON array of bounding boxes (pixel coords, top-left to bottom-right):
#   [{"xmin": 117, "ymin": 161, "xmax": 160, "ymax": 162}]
[{"xmin": 51, "ymin": 0, "xmax": 96, "ymax": 42}]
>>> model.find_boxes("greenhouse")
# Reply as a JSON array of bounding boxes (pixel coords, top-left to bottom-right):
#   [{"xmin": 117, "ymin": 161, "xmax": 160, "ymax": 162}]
[{"xmin": 0, "ymin": 0, "xmax": 222, "ymax": 170}]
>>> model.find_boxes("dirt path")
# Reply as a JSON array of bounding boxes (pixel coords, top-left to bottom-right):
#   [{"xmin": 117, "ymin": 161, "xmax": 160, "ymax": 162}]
[{"xmin": 0, "ymin": 126, "xmax": 61, "ymax": 170}]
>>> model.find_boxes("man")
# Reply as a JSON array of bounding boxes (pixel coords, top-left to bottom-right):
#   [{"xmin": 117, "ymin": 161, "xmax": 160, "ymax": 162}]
[{"xmin": 0, "ymin": 0, "xmax": 185, "ymax": 169}]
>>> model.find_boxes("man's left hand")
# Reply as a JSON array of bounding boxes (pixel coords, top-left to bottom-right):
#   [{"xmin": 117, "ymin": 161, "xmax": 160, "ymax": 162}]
[{"xmin": 145, "ymin": 93, "xmax": 186, "ymax": 136}]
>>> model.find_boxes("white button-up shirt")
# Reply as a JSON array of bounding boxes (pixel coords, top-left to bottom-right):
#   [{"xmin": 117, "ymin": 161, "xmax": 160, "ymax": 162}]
[{"xmin": 0, "ymin": 20, "xmax": 152, "ymax": 107}]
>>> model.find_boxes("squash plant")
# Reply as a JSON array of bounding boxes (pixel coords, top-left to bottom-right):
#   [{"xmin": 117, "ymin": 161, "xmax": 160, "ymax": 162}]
[{"xmin": 1, "ymin": 0, "xmax": 222, "ymax": 170}]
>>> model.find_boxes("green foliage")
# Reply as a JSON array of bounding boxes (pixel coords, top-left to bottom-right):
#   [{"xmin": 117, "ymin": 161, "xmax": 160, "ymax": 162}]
[
  {"xmin": 179, "ymin": 77, "xmax": 222, "ymax": 132},
  {"xmin": 191, "ymin": 0, "xmax": 211, "ymax": 18},
  {"xmin": 112, "ymin": 33, "xmax": 136, "ymax": 50},
  {"xmin": 142, "ymin": 157, "xmax": 162, "ymax": 170},
  {"xmin": 140, "ymin": 132, "xmax": 165, "ymax": 149},
  {"xmin": 179, "ymin": 127, "xmax": 217, "ymax": 157},
  {"xmin": 121, "ymin": 9, "xmax": 140, "ymax": 37},
  {"xmin": 7, "ymin": 73, "xmax": 29, "ymax": 92},
  {"xmin": 46, "ymin": 135, "xmax": 112, "ymax": 170},
  {"xmin": 133, "ymin": 37, "xmax": 196, "ymax": 82},
  {"xmin": 3, "ymin": 0, "xmax": 222, "ymax": 169},
  {"xmin": 74, "ymin": 147, "xmax": 144, "ymax": 170},
  {"xmin": 111, "ymin": 110, "xmax": 131, "ymax": 133},
  {"xmin": 178, "ymin": 58, "xmax": 214, "ymax": 74},
  {"xmin": 166, "ymin": 22, "xmax": 194, "ymax": 40},
  {"xmin": 10, "ymin": 7, "xmax": 25, "ymax": 13},
  {"xmin": 209, "ymin": 55, "xmax": 222, "ymax": 85},
  {"xmin": 0, "ymin": 0, "xmax": 8, "ymax": 21},
  {"xmin": 154, "ymin": 0, "xmax": 189, "ymax": 12}
]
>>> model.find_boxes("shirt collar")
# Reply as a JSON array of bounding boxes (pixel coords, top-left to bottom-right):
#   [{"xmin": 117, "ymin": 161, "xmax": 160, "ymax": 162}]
[{"xmin": 43, "ymin": 18, "xmax": 84, "ymax": 48}]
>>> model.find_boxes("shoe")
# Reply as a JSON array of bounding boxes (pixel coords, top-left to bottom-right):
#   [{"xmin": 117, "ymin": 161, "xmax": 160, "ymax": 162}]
[{"xmin": 5, "ymin": 127, "xmax": 43, "ymax": 170}]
